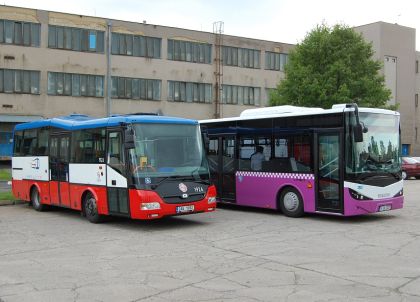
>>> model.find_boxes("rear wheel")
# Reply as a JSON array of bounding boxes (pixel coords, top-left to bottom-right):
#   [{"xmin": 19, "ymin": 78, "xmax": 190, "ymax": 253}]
[
  {"xmin": 31, "ymin": 187, "xmax": 46, "ymax": 212},
  {"xmin": 84, "ymin": 193, "xmax": 104, "ymax": 223},
  {"xmin": 402, "ymin": 171, "xmax": 407, "ymax": 180},
  {"xmin": 279, "ymin": 187, "xmax": 304, "ymax": 218}
]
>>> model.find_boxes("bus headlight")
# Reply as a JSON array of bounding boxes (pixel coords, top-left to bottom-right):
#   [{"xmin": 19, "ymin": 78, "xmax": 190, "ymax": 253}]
[
  {"xmin": 141, "ymin": 202, "xmax": 161, "ymax": 210},
  {"xmin": 393, "ymin": 189, "xmax": 403, "ymax": 197},
  {"xmin": 349, "ymin": 189, "xmax": 372, "ymax": 201},
  {"xmin": 208, "ymin": 197, "xmax": 217, "ymax": 204}
]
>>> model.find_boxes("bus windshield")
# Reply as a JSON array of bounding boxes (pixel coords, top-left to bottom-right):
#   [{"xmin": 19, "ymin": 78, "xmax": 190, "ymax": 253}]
[
  {"xmin": 346, "ymin": 112, "xmax": 400, "ymax": 176},
  {"xmin": 129, "ymin": 123, "xmax": 210, "ymax": 185}
]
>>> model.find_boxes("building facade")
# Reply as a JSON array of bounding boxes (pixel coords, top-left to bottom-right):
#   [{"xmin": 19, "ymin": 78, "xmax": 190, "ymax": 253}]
[
  {"xmin": 355, "ymin": 22, "xmax": 418, "ymax": 156},
  {"xmin": 0, "ymin": 6, "xmax": 419, "ymax": 157}
]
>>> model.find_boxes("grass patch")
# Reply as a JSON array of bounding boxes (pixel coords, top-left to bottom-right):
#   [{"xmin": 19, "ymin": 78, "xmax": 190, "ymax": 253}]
[
  {"xmin": 0, "ymin": 169, "xmax": 11, "ymax": 181},
  {"xmin": 0, "ymin": 191, "xmax": 15, "ymax": 202}
]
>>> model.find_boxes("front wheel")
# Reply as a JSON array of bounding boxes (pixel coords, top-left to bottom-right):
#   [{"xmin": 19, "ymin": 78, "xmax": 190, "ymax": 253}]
[
  {"xmin": 31, "ymin": 187, "xmax": 46, "ymax": 212},
  {"xmin": 278, "ymin": 187, "xmax": 304, "ymax": 218},
  {"xmin": 402, "ymin": 171, "xmax": 407, "ymax": 180},
  {"xmin": 84, "ymin": 193, "xmax": 104, "ymax": 223}
]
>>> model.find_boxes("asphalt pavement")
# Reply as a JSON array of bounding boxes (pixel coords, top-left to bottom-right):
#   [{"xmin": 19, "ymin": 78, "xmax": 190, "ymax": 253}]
[{"xmin": 0, "ymin": 180, "xmax": 419, "ymax": 302}]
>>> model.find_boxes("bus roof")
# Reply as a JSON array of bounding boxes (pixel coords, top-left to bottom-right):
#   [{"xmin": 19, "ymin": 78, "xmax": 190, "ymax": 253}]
[
  {"xmin": 15, "ymin": 114, "xmax": 198, "ymax": 131},
  {"xmin": 200, "ymin": 104, "xmax": 399, "ymax": 124}
]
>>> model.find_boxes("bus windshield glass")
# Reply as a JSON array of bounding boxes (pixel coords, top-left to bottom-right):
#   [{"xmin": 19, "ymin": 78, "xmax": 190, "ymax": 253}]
[
  {"xmin": 346, "ymin": 112, "xmax": 400, "ymax": 176},
  {"xmin": 129, "ymin": 123, "xmax": 209, "ymax": 185}
]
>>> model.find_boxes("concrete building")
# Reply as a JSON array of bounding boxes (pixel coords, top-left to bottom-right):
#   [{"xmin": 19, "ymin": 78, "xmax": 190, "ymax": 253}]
[
  {"xmin": 355, "ymin": 22, "xmax": 418, "ymax": 156},
  {"xmin": 0, "ymin": 6, "xmax": 419, "ymax": 157}
]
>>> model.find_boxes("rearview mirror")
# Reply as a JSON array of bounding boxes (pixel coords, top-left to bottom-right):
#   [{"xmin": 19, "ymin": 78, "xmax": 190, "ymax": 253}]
[{"xmin": 124, "ymin": 128, "xmax": 135, "ymax": 149}]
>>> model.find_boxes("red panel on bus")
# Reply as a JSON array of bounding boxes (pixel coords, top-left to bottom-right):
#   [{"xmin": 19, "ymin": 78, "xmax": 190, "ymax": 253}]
[
  {"xmin": 50, "ymin": 181, "xmax": 60, "ymax": 205},
  {"xmin": 68, "ymin": 184, "xmax": 108, "ymax": 214},
  {"xmin": 128, "ymin": 185, "xmax": 217, "ymax": 220},
  {"xmin": 59, "ymin": 182, "xmax": 71, "ymax": 207}
]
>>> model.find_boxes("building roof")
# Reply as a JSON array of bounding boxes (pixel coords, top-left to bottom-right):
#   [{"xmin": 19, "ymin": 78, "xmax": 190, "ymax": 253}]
[{"xmin": 14, "ymin": 114, "xmax": 198, "ymax": 131}]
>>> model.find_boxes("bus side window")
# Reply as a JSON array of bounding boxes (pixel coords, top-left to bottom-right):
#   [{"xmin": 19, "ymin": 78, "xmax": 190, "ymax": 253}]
[
  {"xmin": 38, "ymin": 128, "xmax": 49, "ymax": 156},
  {"xmin": 13, "ymin": 131, "xmax": 23, "ymax": 156}
]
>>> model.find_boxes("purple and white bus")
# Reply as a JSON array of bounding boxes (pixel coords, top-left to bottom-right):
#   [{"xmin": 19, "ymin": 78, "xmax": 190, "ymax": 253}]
[{"xmin": 200, "ymin": 104, "xmax": 403, "ymax": 217}]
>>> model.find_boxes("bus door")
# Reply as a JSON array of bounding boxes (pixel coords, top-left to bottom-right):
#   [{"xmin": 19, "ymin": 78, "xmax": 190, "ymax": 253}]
[
  {"xmin": 314, "ymin": 130, "xmax": 343, "ymax": 213},
  {"xmin": 106, "ymin": 130, "xmax": 129, "ymax": 216},
  {"xmin": 208, "ymin": 135, "xmax": 236, "ymax": 201},
  {"xmin": 49, "ymin": 133, "xmax": 71, "ymax": 207}
]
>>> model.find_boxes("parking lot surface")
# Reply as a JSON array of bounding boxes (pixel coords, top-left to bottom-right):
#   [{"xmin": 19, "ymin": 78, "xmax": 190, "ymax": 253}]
[{"xmin": 1, "ymin": 181, "xmax": 420, "ymax": 302}]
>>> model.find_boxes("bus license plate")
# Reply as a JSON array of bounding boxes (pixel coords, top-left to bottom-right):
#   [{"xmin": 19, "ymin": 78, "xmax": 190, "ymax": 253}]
[
  {"xmin": 176, "ymin": 205, "xmax": 194, "ymax": 213},
  {"xmin": 378, "ymin": 204, "xmax": 392, "ymax": 212}
]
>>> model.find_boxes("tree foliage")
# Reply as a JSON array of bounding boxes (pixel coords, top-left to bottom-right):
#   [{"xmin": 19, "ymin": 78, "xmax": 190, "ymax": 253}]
[{"xmin": 270, "ymin": 24, "xmax": 392, "ymax": 109}]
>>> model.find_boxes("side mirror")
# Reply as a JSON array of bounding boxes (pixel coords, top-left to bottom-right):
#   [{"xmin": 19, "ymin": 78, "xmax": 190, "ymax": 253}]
[
  {"xmin": 353, "ymin": 124, "xmax": 364, "ymax": 143},
  {"xmin": 124, "ymin": 128, "xmax": 135, "ymax": 149}
]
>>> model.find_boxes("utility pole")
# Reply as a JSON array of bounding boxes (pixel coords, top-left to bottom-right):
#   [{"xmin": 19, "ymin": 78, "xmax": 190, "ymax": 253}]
[
  {"xmin": 213, "ymin": 21, "xmax": 224, "ymax": 119},
  {"xmin": 106, "ymin": 20, "xmax": 112, "ymax": 116}
]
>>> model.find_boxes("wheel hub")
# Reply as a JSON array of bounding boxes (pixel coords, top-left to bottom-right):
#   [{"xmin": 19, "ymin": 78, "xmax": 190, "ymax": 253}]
[{"xmin": 284, "ymin": 192, "xmax": 299, "ymax": 212}]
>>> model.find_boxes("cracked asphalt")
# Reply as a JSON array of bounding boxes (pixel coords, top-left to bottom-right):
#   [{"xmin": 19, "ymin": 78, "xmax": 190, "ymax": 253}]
[{"xmin": 1, "ymin": 181, "xmax": 420, "ymax": 302}]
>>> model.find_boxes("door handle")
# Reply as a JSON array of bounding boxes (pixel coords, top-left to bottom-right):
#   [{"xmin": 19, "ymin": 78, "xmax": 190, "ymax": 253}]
[{"xmin": 112, "ymin": 180, "xmax": 116, "ymax": 186}]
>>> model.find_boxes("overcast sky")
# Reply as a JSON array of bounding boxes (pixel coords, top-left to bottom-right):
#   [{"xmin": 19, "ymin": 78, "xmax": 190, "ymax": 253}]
[{"xmin": 4, "ymin": 0, "xmax": 420, "ymax": 49}]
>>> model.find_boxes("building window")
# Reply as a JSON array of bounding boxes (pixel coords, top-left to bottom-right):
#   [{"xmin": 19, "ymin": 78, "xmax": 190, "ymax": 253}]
[
  {"xmin": 0, "ymin": 19, "xmax": 40, "ymax": 46},
  {"xmin": 167, "ymin": 39, "xmax": 211, "ymax": 64},
  {"xmin": 222, "ymin": 46, "xmax": 260, "ymax": 69},
  {"xmin": 48, "ymin": 25, "xmax": 104, "ymax": 53},
  {"xmin": 167, "ymin": 81, "xmax": 212, "ymax": 103},
  {"xmin": 416, "ymin": 94, "xmax": 418, "ymax": 108},
  {"xmin": 416, "ymin": 60, "xmax": 419, "ymax": 74},
  {"xmin": 221, "ymin": 85, "xmax": 260, "ymax": 105},
  {"xmin": 111, "ymin": 76, "xmax": 161, "ymax": 101},
  {"xmin": 0, "ymin": 69, "xmax": 40, "ymax": 94},
  {"xmin": 48, "ymin": 72, "xmax": 104, "ymax": 97},
  {"xmin": 265, "ymin": 52, "xmax": 288, "ymax": 71},
  {"xmin": 111, "ymin": 33, "xmax": 161, "ymax": 58}
]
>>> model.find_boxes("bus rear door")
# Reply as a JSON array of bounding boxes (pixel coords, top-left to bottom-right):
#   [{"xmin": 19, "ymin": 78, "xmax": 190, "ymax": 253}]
[{"xmin": 49, "ymin": 133, "xmax": 71, "ymax": 207}]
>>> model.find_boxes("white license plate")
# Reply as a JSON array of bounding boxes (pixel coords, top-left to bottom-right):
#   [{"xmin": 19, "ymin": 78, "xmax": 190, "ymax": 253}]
[
  {"xmin": 378, "ymin": 204, "xmax": 392, "ymax": 212},
  {"xmin": 176, "ymin": 205, "xmax": 194, "ymax": 213}
]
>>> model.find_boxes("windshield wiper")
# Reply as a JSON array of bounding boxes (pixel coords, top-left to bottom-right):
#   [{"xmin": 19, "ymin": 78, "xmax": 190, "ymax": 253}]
[{"xmin": 151, "ymin": 175, "xmax": 190, "ymax": 189}]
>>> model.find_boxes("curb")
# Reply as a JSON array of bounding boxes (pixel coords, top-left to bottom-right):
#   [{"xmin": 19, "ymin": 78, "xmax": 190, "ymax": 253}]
[{"xmin": 0, "ymin": 200, "xmax": 25, "ymax": 206}]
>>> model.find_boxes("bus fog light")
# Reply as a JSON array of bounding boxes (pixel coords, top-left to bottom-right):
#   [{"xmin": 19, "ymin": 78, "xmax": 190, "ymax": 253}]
[
  {"xmin": 141, "ymin": 202, "xmax": 161, "ymax": 210},
  {"xmin": 208, "ymin": 197, "xmax": 217, "ymax": 204}
]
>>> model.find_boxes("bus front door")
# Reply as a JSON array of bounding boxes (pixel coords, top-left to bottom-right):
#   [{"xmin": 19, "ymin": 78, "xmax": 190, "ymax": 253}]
[
  {"xmin": 106, "ymin": 130, "xmax": 129, "ymax": 216},
  {"xmin": 208, "ymin": 136, "xmax": 236, "ymax": 202},
  {"xmin": 49, "ymin": 134, "xmax": 71, "ymax": 207},
  {"xmin": 315, "ymin": 131, "xmax": 343, "ymax": 214}
]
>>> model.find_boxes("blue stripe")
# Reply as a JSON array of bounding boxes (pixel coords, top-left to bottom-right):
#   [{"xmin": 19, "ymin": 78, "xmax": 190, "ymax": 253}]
[{"xmin": 14, "ymin": 114, "xmax": 198, "ymax": 131}]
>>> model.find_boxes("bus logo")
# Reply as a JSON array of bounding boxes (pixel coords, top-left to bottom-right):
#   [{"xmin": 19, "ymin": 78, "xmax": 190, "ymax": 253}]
[
  {"xmin": 31, "ymin": 158, "xmax": 40, "ymax": 170},
  {"xmin": 179, "ymin": 183, "xmax": 188, "ymax": 193}
]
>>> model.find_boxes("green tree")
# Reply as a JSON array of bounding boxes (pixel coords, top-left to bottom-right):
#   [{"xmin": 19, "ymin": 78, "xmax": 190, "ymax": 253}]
[{"xmin": 270, "ymin": 24, "xmax": 392, "ymax": 109}]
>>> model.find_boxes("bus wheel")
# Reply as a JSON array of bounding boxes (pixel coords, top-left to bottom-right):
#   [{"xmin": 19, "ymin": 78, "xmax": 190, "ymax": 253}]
[
  {"xmin": 279, "ymin": 187, "xmax": 304, "ymax": 218},
  {"xmin": 84, "ymin": 193, "xmax": 103, "ymax": 223},
  {"xmin": 31, "ymin": 187, "xmax": 46, "ymax": 212}
]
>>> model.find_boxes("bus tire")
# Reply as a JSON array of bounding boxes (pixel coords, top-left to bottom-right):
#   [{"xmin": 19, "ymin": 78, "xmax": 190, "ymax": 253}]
[
  {"xmin": 278, "ymin": 187, "xmax": 304, "ymax": 218},
  {"xmin": 31, "ymin": 187, "xmax": 46, "ymax": 212},
  {"xmin": 83, "ymin": 192, "xmax": 104, "ymax": 223}
]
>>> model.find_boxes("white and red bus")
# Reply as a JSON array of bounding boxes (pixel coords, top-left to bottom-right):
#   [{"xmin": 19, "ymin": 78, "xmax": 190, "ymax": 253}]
[
  {"xmin": 12, "ymin": 114, "xmax": 216, "ymax": 223},
  {"xmin": 201, "ymin": 104, "xmax": 403, "ymax": 217}
]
